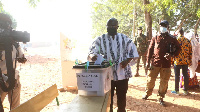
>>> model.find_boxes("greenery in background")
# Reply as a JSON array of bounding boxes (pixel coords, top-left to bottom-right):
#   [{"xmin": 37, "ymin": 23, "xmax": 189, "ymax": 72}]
[
  {"xmin": 152, "ymin": 0, "xmax": 200, "ymax": 32},
  {"xmin": 0, "ymin": 0, "xmax": 198, "ymax": 37},
  {"xmin": 27, "ymin": 0, "xmax": 40, "ymax": 8},
  {"xmin": 91, "ymin": 0, "xmax": 135, "ymax": 39},
  {"xmin": 91, "ymin": 0, "xmax": 200, "ymax": 39},
  {"xmin": 0, "ymin": 0, "xmax": 39, "ymax": 29}
]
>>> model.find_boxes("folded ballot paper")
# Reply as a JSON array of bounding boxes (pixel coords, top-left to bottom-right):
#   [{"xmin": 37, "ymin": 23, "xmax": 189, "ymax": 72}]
[{"xmin": 94, "ymin": 54, "xmax": 105, "ymax": 65}]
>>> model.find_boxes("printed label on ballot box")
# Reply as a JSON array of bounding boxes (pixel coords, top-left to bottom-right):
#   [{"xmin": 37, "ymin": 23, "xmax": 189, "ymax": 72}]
[{"xmin": 76, "ymin": 73, "xmax": 100, "ymax": 91}]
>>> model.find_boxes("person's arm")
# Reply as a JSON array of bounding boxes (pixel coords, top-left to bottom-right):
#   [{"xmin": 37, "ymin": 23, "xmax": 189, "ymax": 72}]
[
  {"xmin": 87, "ymin": 36, "xmax": 102, "ymax": 61},
  {"xmin": 16, "ymin": 44, "xmax": 27, "ymax": 63},
  {"xmin": 145, "ymin": 35, "xmax": 149, "ymax": 55},
  {"xmin": 134, "ymin": 36, "xmax": 137, "ymax": 46},
  {"xmin": 188, "ymin": 40, "xmax": 192, "ymax": 66},
  {"xmin": 146, "ymin": 37, "xmax": 155, "ymax": 65},
  {"xmin": 173, "ymin": 38, "xmax": 181, "ymax": 57},
  {"xmin": 120, "ymin": 58, "xmax": 133, "ymax": 68},
  {"xmin": 17, "ymin": 45, "xmax": 24, "ymax": 58},
  {"xmin": 120, "ymin": 38, "xmax": 139, "ymax": 68}
]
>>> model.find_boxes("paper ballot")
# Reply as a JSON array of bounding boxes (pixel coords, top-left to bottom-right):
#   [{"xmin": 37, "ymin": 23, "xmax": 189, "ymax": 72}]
[{"xmin": 94, "ymin": 54, "xmax": 104, "ymax": 65}]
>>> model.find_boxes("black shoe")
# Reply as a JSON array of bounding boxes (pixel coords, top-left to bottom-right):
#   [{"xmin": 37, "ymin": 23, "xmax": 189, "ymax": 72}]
[
  {"xmin": 158, "ymin": 99, "xmax": 166, "ymax": 107},
  {"xmin": 142, "ymin": 95, "xmax": 148, "ymax": 100},
  {"xmin": 134, "ymin": 73, "xmax": 140, "ymax": 77}
]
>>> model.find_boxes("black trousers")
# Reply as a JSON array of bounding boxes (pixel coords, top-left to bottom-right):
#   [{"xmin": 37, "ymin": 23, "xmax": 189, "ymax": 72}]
[{"xmin": 110, "ymin": 79, "xmax": 129, "ymax": 112}]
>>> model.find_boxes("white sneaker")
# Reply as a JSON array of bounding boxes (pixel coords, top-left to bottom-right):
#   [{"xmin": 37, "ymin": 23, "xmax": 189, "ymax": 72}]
[{"xmin": 183, "ymin": 91, "xmax": 189, "ymax": 95}]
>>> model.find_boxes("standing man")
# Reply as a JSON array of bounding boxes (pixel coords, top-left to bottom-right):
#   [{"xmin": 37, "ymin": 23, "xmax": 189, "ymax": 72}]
[
  {"xmin": 0, "ymin": 13, "xmax": 27, "ymax": 110},
  {"xmin": 0, "ymin": 43, "xmax": 26, "ymax": 110},
  {"xmin": 142, "ymin": 20, "xmax": 181, "ymax": 106},
  {"xmin": 134, "ymin": 27, "xmax": 148, "ymax": 77},
  {"xmin": 88, "ymin": 18, "xmax": 139, "ymax": 112},
  {"xmin": 171, "ymin": 28, "xmax": 192, "ymax": 95}
]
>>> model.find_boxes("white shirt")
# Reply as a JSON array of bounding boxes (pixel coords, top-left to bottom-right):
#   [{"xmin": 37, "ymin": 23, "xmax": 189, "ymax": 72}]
[
  {"xmin": 88, "ymin": 33, "xmax": 139, "ymax": 81},
  {"xmin": 189, "ymin": 37, "xmax": 200, "ymax": 78}
]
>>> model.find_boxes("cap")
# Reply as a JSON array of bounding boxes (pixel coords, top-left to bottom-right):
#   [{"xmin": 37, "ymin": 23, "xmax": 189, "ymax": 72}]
[
  {"xmin": 159, "ymin": 20, "xmax": 169, "ymax": 27},
  {"xmin": 107, "ymin": 18, "xmax": 118, "ymax": 26}
]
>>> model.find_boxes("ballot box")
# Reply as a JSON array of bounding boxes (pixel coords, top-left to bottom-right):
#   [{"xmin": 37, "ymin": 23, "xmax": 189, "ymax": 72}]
[{"xmin": 73, "ymin": 62, "xmax": 112, "ymax": 96}]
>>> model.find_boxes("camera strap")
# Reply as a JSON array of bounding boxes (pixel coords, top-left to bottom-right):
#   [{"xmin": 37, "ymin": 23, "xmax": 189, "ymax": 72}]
[
  {"xmin": 0, "ymin": 95, "xmax": 3, "ymax": 112},
  {"xmin": 0, "ymin": 37, "xmax": 15, "ymax": 92}
]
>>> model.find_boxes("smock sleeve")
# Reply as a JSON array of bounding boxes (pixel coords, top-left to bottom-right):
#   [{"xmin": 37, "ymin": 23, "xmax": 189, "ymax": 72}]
[
  {"xmin": 127, "ymin": 40, "xmax": 139, "ymax": 66},
  {"xmin": 17, "ymin": 45, "xmax": 24, "ymax": 58},
  {"xmin": 87, "ymin": 36, "xmax": 102, "ymax": 61}
]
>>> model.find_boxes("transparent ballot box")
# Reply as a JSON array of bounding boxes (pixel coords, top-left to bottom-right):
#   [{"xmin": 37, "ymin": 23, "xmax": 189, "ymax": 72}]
[{"xmin": 73, "ymin": 62, "xmax": 112, "ymax": 96}]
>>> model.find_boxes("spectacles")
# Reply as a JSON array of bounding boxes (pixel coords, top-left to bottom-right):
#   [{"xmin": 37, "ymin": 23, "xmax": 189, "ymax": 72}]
[{"xmin": 106, "ymin": 26, "xmax": 118, "ymax": 28}]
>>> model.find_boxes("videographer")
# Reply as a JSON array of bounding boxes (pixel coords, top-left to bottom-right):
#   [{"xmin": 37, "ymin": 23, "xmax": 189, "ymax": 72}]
[
  {"xmin": 0, "ymin": 13, "xmax": 27, "ymax": 110},
  {"xmin": 0, "ymin": 42, "xmax": 26, "ymax": 109}
]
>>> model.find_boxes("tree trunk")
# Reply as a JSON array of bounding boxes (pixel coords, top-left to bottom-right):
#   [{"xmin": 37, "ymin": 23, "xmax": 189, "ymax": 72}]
[
  {"xmin": 174, "ymin": 19, "xmax": 186, "ymax": 34},
  {"xmin": 133, "ymin": 4, "xmax": 136, "ymax": 39},
  {"xmin": 194, "ymin": 18, "xmax": 200, "ymax": 35},
  {"xmin": 143, "ymin": 0, "xmax": 152, "ymax": 41}
]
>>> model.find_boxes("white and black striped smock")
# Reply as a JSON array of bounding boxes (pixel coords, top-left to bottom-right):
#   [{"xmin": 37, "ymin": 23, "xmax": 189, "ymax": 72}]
[{"xmin": 88, "ymin": 33, "xmax": 139, "ymax": 81}]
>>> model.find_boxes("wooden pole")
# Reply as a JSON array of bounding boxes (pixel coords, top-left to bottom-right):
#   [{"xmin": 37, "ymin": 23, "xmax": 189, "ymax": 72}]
[
  {"xmin": 10, "ymin": 84, "xmax": 59, "ymax": 112},
  {"xmin": 133, "ymin": 4, "xmax": 136, "ymax": 39},
  {"xmin": 174, "ymin": 19, "xmax": 186, "ymax": 34},
  {"xmin": 194, "ymin": 18, "xmax": 200, "ymax": 35}
]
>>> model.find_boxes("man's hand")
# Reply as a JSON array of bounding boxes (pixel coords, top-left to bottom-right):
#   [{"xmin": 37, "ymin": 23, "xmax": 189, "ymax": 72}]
[
  {"xmin": 91, "ymin": 55, "xmax": 98, "ymax": 61},
  {"xmin": 120, "ymin": 58, "xmax": 133, "ymax": 68},
  {"xmin": 164, "ymin": 53, "xmax": 171, "ymax": 60},
  {"xmin": 17, "ymin": 57, "xmax": 27, "ymax": 64},
  {"xmin": 120, "ymin": 60, "xmax": 128, "ymax": 68}
]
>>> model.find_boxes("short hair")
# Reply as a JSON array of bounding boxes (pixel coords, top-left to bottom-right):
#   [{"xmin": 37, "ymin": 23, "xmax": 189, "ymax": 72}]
[
  {"xmin": 0, "ymin": 13, "xmax": 12, "ymax": 25},
  {"xmin": 178, "ymin": 28, "xmax": 184, "ymax": 35},
  {"xmin": 107, "ymin": 18, "xmax": 118, "ymax": 26}
]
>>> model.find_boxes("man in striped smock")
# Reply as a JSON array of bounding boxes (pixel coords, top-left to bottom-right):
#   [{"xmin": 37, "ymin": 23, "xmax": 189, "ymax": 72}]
[{"xmin": 88, "ymin": 18, "xmax": 139, "ymax": 112}]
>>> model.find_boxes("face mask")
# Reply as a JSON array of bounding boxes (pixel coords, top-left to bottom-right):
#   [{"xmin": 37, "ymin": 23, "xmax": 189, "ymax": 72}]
[
  {"xmin": 107, "ymin": 27, "xmax": 117, "ymax": 36},
  {"xmin": 138, "ymin": 30, "xmax": 142, "ymax": 35},
  {"xmin": 160, "ymin": 27, "xmax": 168, "ymax": 33}
]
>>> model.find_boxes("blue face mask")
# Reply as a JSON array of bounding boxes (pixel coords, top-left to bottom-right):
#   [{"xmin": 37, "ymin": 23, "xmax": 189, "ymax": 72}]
[{"xmin": 160, "ymin": 27, "xmax": 168, "ymax": 33}]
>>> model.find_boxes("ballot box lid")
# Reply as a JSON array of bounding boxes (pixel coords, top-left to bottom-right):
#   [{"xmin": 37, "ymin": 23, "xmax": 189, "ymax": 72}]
[{"xmin": 73, "ymin": 61, "xmax": 111, "ymax": 69}]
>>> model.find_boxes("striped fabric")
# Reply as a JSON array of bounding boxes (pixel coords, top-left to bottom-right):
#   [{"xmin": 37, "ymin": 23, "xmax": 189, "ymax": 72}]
[{"xmin": 88, "ymin": 33, "xmax": 139, "ymax": 81}]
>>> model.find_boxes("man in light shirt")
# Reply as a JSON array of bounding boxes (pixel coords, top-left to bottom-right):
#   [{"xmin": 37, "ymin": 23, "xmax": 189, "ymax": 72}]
[{"xmin": 88, "ymin": 18, "xmax": 139, "ymax": 112}]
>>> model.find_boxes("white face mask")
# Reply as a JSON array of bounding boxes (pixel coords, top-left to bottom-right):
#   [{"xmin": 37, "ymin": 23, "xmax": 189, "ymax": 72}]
[{"xmin": 160, "ymin": 27, "xmax": 168, "ymax": 33}]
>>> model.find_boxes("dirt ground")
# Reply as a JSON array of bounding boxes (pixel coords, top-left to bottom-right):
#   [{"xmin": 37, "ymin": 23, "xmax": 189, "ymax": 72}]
[{"xmin": 2, "ymin": 46, "xmax": 200, "ymax": 112}]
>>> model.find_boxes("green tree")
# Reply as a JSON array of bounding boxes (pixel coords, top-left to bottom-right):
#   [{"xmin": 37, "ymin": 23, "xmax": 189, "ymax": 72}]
[
  {"xmin": 0, "ymin": 0, "xmax": 40, "ymax": 28},
  {"xmin": 27, "ymin": 0, "xmax": 40, "ymax": 8},
  {"xmin": 91, "ymin": 0, "xmax": 200, "ymax": 39},
  {"xmin": 153, "ymin": 0, "xmax": 200, "ymax": 31},
  {"xmin": 91, "ymin": 0, "xmax": 134, "ymax": 39}
]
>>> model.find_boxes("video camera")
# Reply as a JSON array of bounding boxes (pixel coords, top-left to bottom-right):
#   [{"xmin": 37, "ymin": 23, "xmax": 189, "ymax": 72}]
[
  {"xmin": 3, "ymin": 30, "xmax": 30, "ymax": 42},
  {"xmin": 0, "ymin": 13, "xmax": 30, "ymax": 47}
]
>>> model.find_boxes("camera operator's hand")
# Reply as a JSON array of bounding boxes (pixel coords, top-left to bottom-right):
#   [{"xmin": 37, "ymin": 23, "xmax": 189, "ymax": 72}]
[
  {"xmin": 17, "ymin": 56, "xmax": 27, "ymax": 64},
  {"xmin": 17, "ymin": 58, "xmax": 27, "ymax": 63}
]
